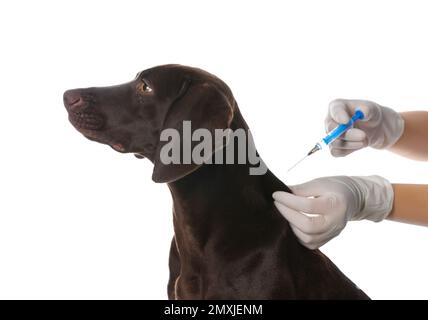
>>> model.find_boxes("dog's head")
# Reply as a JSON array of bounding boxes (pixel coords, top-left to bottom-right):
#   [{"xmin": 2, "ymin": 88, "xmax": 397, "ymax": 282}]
[{"xmin": 64, "ymin": 65, "xmax": 237, "ymax": 183}]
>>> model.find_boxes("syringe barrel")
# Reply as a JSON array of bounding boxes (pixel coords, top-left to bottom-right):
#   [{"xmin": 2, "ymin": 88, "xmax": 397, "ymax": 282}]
[{"xmin": 322, "ymin": 109, "xmax": 364, "ymax": 146}]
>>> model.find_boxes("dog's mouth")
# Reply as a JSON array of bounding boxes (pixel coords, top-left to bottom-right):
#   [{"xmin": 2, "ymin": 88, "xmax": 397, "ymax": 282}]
[
  {"xmin": 68, "ymin": 110, "xmax": 105, "ymax": 131},
  {"xmin": 64, "ymin": 90, "xmax": 126, "ymax": 152},
  {"xmin": 69, "ymin": 120, "xmax": 128, "ymax": 153},
  {"xmin": 79, "ymin": 130, "xmax": 127, "ymax": 153},
  {"xmin": 68, "ymin": 111, "xmax": 123, "ymax": 150}
]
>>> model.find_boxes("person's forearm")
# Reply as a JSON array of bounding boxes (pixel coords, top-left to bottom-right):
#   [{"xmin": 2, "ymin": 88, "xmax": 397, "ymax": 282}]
[
  {"xmin": 388, "ymin": 111, "xmax": 428, "ymax": 160},
  {"xmin": 387, "ymin": 184, "xmax": 428, "ymax": 226}
]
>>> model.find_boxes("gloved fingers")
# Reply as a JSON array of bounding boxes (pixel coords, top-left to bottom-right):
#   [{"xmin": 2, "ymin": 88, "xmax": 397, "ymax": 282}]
[
  {"xmin": 328, "ymin": 99, "xmax": 381, "ymax": 125},
  {"xmin": 325, "ymin": 118, "xmax": 338, "ymax": 133},
  {"xmin": 273, "ymin": 201, "xmax": 330, "ymax": 234},
  {"xmin": 289, "ymin": 224, "xmax": 327, "ymax": 250},
  {"xmin": 342, "ymin": 128, "xmax": 367, "ymax": 142},
  {"xmin": 329, "ymin": 139, "xmax": 367, "ymax": 150},
  {"xmin": 357, "ymin": 103, "xmax": 376, "ymax": 122},
  {"xmin": 274, "ymin": 190, "xmax": 341, "ymax": 217},
  {"xmin": 328, "ymin": 99, "xmax": 352, "ymax": 124},
  {"xmin": 326, "ymin": 119, "xmax": 368, "ymax": 141},
  {"xmin": 287, "ymin": 180, "xmax": 325, "ymax": 197},
  {"xmin": 273, "ymin": 191, "xmax": 328, "ymax": 215}
]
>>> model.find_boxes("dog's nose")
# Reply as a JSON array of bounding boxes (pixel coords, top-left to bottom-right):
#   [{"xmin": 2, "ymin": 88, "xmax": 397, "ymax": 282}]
[{"xmin": 63, "ymin": 90, "xmax": 84, "ymax": 111}]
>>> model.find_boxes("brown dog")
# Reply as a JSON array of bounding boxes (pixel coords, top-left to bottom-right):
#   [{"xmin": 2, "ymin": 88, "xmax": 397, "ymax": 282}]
[{"xmin": 63, "ymin": 64, "xmax": 369, "ymax": 299}]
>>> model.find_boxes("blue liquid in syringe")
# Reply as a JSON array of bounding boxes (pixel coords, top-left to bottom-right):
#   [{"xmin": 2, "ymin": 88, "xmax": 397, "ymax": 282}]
[{"xmin": 308, "ymin": 109, "xmax": 365, "ymax": 156}]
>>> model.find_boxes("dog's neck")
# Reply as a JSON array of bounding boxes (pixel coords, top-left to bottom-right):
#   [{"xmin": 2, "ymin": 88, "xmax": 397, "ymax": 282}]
[{"xmin": 167, "ymin": 108, "xmax": 291, "ymax": 268}]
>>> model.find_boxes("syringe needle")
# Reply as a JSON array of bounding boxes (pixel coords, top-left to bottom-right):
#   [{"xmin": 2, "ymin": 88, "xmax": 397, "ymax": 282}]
[
  {"xmin": 287, "ymin": 154, "xmax": 308, "ymax": 173},
  {"xmin": 287, "ymin": 144, "xmax": 321, "ymax": 173}
]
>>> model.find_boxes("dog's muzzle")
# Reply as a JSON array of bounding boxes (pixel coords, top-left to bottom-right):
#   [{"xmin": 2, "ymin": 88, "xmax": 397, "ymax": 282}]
[
  {"xmin": 69, "ymin": 111, "xmax": 105, "ymax": 130},
  {"xmin": 64, "ymin": 89, "xmax": 105, "ymax": 131}
]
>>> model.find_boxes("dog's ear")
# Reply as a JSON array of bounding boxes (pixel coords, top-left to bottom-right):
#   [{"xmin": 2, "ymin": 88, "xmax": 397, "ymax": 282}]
[{"xmin": 152, "ymin": 81, "xmax": 234, "ymax": 183}]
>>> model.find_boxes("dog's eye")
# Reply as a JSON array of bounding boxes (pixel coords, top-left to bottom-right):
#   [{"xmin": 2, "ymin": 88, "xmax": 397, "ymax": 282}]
[{"xmin": 141, "ymin": 80, "xmax": 152, "ymax": 93}]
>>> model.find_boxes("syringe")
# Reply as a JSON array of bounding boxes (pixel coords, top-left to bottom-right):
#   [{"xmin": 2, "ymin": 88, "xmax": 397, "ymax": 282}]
[{"xmin": 287, "ymin": 109, "xmax": 365, "ymax": 172}]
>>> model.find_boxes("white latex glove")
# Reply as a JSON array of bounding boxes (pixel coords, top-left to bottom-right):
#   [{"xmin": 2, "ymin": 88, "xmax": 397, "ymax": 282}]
[
  {"xmin": 326, "ymin": 99, "xmax": 405, "ymax": 157},
  {"xmin": 272, "ymin": 175, "xmax": 394, "ymax": 249}
]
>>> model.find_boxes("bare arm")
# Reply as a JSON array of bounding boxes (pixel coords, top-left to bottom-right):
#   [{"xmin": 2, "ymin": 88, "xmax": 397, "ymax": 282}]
[
  {"xmin": 387, "ymin": 112, "xmax": 428, "ymax": 225},
  {"xmin": 388, "ymin": 111, "xmax": 428, "ymax": 160},
  {"xmin": 387, "ymin": 184, "xmax": 428, "ymax": 226}
]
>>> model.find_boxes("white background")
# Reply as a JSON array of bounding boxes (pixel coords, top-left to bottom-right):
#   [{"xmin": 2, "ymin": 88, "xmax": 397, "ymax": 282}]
[{"xmin": 0, "ymin": 0, "xmax": 427, "ymax": 299}]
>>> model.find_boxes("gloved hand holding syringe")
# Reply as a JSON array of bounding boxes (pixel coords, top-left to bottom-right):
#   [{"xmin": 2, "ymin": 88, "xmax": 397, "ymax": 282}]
[
  {"xmin": 287, "ymin": 109, "xmax": 365, "ymax": 172},
  {"xmin": 275, "ymin": 99, "xmax": 408, "ymax": 250}
]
